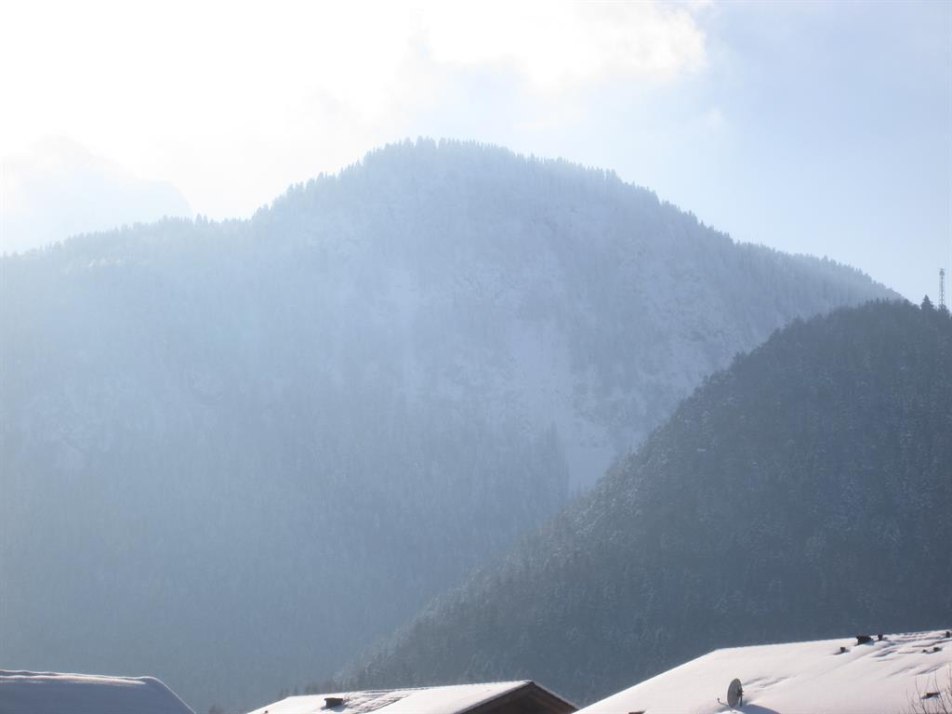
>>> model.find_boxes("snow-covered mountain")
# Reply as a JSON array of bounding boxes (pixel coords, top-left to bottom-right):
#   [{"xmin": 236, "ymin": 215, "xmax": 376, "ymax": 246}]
[
  {"xmin": 338, "ymin": 300, "xmax": 952, "ymax": 706},
  {"xmin": 0, "ymin": 139, "xmax": 896, "ymax": 713}
]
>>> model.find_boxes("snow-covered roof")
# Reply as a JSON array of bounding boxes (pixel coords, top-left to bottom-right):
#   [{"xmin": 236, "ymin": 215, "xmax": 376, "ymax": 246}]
[
  {"xmin": 578, "ymin": 629, "xmax": 952, "ymax": 714},
  {"xmin": 0, "ymin": 670, "xmax": 195, "ymax": 714},
  {"xmin": 247, "ymin": 680, "xmax": 575, "ymax": 714}
]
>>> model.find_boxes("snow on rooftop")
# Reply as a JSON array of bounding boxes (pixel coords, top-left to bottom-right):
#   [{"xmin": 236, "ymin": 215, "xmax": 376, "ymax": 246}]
[
  {"xmin": 0, "ymin": 670, "xmax": 195, "ymax": 714},
  {"xmin": 246, "ymin": 681, "xmax": 534, "ymax": 714},
  {"xmin": 578, "ymin": 630, "xmax": 952, "ymax": 714}
]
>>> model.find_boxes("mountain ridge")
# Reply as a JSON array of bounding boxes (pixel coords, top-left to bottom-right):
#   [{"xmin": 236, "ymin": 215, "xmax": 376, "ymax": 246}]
[
  {"xmin": 338, "ymin": 299, "xmax": 952, "ymax": 705},
  {"xmin": 0, "ymin": 139, "xmax": 898, "ymax": 713}
]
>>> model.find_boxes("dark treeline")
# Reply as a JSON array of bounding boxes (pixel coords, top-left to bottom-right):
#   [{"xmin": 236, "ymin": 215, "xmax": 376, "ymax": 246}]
[{"xmin": 339, "ymin": 300, "xmax": 952, "ymax": 705}]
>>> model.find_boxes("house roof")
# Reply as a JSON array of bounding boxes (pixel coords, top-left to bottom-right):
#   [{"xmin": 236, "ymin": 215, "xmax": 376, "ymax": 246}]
[
  {"xmin": 247, "ymin": 680, "xmax": 576, "ymax": 714},
  {"xmin": 578, "ymin": 629, "xmax": 952, "ymax": 714},
  {"xmin": 0, "ymin": 670, "xmax": 195, "ymax": 714}
]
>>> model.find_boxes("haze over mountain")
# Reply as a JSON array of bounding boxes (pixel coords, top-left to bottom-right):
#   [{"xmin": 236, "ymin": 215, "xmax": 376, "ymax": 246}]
[
  {"xmin": 0, "ymin": 140, "xmax": 896, "ymax": 713},
  {"xmin": 339, "ymin": 300, "xmax": 952, "ymax": 706},
  {"xmin": 0, "ymin": 137, "xmax": 193, "ymax": 254}
]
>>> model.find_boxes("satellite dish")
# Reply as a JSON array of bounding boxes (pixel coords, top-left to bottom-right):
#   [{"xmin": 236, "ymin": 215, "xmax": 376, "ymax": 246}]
[{"xmin": 727, "ymin": 678, "xmax": 744, "ymax": 708}]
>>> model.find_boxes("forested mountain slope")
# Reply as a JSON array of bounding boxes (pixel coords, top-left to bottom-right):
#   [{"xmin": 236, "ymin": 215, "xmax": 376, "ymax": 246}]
[
  {"xmin": 0, "ymin": 139, "xmax": 894, "ymax": 713},
  {"xmin": 339, "ymin": 301, "xmax": 952, "ymax": 705}
]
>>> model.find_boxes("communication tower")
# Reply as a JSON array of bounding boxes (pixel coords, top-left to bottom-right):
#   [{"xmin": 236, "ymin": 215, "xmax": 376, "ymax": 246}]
[{"xmin": 941, "ymin": 268, "xmax": 947, "ymax": 310}]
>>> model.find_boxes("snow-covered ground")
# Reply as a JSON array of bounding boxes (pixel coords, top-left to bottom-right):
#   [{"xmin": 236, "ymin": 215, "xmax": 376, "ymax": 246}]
[
  {"xmin": 247, "ymin": 681, "xmax": 545, "ymax": 714},
  {"xmin": 579, "ymin": 630, "xmax": 952, "ymax": 714},
  {"xmin": 0, "ymin": 670, "xmax": 194, "ymax": 714}
]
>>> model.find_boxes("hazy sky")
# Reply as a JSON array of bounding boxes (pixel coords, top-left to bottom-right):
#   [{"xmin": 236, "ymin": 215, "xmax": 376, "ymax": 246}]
[{"xmin": 1, "ymin": 0, "xmax": 949, "ymax": 301}]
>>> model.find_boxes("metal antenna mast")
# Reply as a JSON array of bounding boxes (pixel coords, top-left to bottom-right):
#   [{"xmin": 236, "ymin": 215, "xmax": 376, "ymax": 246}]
[{"xmin": 941, "ymin": 268, "xmax": 947, "ymax": 310}]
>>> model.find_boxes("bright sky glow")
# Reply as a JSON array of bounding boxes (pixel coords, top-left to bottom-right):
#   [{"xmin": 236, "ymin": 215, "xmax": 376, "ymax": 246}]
[
  {"xmin": 1, "ymin": 0, "xmax": 950, "ymax": 301},
  {"xmin": 422, "ymin": 1, "xmax": 706, "ymax": 89}
]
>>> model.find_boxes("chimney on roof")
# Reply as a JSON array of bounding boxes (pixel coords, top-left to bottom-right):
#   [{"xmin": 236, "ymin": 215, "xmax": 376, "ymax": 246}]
[
  {"xmin": 324, "ymin": 697, "xmax": 345, "ymax": 708},
  {"xmin": 856, "ymin": 635, "xmax": 873, "ymax": 645}
]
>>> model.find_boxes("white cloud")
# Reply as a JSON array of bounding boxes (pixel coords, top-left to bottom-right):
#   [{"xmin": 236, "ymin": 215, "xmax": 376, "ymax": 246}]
[{"xmin": 421, "ymin": 1, "xmax": 707, "ymax": 90}]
